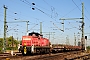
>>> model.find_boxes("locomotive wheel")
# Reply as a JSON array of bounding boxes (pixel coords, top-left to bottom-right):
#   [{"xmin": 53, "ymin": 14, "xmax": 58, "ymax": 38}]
[{"xmin": 36, "ymin": 49, "xmax": 40, "ymax": 54}]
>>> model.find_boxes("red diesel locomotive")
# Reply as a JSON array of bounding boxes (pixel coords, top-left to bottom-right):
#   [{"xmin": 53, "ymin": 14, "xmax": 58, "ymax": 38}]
[{"xmin": 20, "ymin": 32, "xmax": 51, "ymax": 55}]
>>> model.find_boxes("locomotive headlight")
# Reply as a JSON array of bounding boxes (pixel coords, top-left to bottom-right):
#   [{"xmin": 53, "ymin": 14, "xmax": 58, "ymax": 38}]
[
  {"xmin": 24, "ymin": 46, "xmax": 27, "ymax": 54},
  {"xmin": 24, "ymin": 43, "xmax": 26, "ymax": 46}
]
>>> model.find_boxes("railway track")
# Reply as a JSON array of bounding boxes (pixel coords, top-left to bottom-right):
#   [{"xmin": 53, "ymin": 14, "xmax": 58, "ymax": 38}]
[
  {"xmin": 0, "ymin": 52, "xmax": 22, "ymax": 59},
  {"xmin": 28, "ymin": 51, "xmax": 90, "ymax": 60},
  {"xmin": 0, "ymin": 51, "xmax": 90, "ymax": 60}
]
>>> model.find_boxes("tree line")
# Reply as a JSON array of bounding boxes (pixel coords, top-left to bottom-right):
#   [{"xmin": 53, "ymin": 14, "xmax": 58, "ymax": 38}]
[{"xmin": 0, "ymin": 36, "xmax": 21, "ymax": 51}]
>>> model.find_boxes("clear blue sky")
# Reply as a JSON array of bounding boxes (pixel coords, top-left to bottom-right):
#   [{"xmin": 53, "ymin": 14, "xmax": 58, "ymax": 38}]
[{"xmin": 0, "ymin": 0, "xmax": 90, "ymax": 46}]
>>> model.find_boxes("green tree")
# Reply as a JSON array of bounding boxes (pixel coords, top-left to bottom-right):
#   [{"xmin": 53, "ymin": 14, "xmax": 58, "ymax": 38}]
[
  {"xmin": 7, "ymin": 36, "xmax": 19, "ymax": 50},
  {"xmin": 0, "ymin": 36, "xmax": 20, "ymax": 51},
  {"xmin": 0, "ymin": 38, "xmax": 3, "ymax": 51},
  {"xmin": 87, "ymin": 46, "xmax": 90, "ymax": 50}
]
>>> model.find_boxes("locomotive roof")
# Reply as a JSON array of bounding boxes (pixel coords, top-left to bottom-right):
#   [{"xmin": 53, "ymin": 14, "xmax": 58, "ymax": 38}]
[{"xmin": 28, "ymin": 32, "xmax": 42, "ymax": 36}]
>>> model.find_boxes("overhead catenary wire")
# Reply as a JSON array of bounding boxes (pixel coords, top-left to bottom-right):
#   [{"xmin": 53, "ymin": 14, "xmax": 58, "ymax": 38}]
[
  {"xmin": 9, "ymin": 0, "xmax": 45, "ymax": 22},
  {"xmin": 50, "ymin": 21, "xmax": 63, "ymax": 32},
  {"xmin": 42, "ymin": 0, "xmax": 61, "ymax": 21},
  {"xmin": 72, "ymin": 0, "xmax": 82, "ymax": 12},
  {"xmin": 33, "ymin": 0, "xmax": 83, "ymax": 33},
  {"xmin": 42, "ymin": 0, "xmax": 83, "ymax": 35},
  {"xmin": 66, "ymin": 22, "xmax": 81, "ymax": 31},
  {"xmin": 20, "ymin": 0, "xmax": 62, "ymax": 33},
  {"xmin": 61, "ymin": 4, "xmax": 81, "ymax": 18},
  {"xmin": 0, "ymin": 0, "xmax": 42, "ymax": 22},
  {"xmin": 79, "ymin": 0, "xmax": 90, "ymax": 16},
  {"xmin": 71, "ymin": 0, "xmax": 90, "ymax": 35},
  {"xmin": 78, "ymin": 0, "xmax": 90, "ymax": 32},
  {"xmin": 20, "ymin": 0, "xmax": 32, "ymax": 8},
  {"xmin": 20, "ymin": 0, "xmax": 59, "ymax": 22},
  {"xmin": 72, "ymin": 0, "xmax": 90, "ymax": 22}
]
